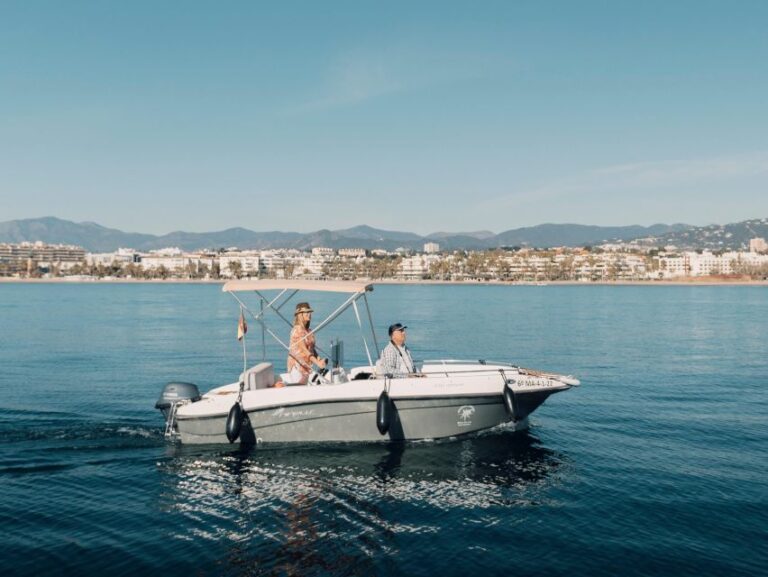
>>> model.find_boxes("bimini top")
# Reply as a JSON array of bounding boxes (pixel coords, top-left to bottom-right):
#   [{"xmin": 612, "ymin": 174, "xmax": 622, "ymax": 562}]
[{"xmin": 222, "ymin": 279, "xmax": 374, "ymax": 294}]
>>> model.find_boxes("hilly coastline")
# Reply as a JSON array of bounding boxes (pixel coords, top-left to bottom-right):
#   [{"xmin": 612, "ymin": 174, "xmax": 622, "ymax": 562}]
[{"xmin": 2, "ymin": 217, "xmax": 766, "ymax": 253}]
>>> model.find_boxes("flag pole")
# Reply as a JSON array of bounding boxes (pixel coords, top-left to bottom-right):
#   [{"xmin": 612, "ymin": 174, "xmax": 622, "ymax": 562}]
[
  {"xmin": 242, "ymin": 327, "xmax": 247, "ymax": 375},
  {"xmin": 239, "ymin": 305, "xmax": 247, "ymax": 375}
]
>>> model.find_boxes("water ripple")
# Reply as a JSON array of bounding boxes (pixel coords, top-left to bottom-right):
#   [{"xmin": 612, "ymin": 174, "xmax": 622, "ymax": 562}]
[{"xmin": 3, "ymin": 284, "xmax": 768, "ymax": 576}]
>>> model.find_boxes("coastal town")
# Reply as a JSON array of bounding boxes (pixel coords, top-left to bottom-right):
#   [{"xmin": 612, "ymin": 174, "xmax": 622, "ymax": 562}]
[{"xmin": 2, "ymin": 238, "xmax": 768, "ymax": 282}]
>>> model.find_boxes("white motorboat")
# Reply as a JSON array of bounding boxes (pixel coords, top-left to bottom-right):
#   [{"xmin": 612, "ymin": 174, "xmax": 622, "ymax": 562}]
[{"xmin": 156, "ymin": 280, "xmax": 579, "ymax": 445}]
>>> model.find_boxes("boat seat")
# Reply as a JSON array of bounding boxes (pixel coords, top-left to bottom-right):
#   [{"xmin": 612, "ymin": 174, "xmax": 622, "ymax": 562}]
[{"xmin": 240, "ymin": 362, "xmax": 275, "ymax": 390}]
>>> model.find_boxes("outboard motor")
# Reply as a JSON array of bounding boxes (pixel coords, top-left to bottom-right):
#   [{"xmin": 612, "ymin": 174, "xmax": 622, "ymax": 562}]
[{"xmin": 155, "ymin": 382, "xmax": 201, "ymax": 437}]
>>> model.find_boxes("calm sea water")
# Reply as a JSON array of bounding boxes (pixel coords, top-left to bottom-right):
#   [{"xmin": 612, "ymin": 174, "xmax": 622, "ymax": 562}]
[{"xmin": 1, "ymin": 283, "xmax": 766, "ymax": 577}]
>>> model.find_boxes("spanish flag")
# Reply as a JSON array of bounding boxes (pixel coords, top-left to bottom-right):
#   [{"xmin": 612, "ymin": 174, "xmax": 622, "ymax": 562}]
[{"xmin": 237, "ymin": 310, "xmax": 248, "ymax": 341}]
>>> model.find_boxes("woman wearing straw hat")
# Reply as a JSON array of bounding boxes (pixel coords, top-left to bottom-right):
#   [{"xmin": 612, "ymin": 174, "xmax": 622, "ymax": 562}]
[{"xmin": 287, "ymin": 302, "xmax": 326, "ymax": 384}]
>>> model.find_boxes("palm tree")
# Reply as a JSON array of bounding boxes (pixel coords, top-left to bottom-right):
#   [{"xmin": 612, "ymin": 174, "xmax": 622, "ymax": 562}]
[
  {"xmin": 228, "ymin": 261, "xmax": 243, "ymax": 279},
  {"xmin": 156, "ymin": 265, "xmax": 170, "ymax": 280}
]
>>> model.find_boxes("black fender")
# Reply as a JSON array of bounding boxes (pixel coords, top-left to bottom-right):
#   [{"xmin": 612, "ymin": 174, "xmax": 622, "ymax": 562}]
[
  {"xmin": 226, "ymin": 402, "xmax": 243, "ymax": 443},
  {"xmin": 503, "ymin": 384, "xmax": 518, "ymax": 420},
  {"xmin": 376, "ymin": 390, "xmax": 392, "ymax": 435}
]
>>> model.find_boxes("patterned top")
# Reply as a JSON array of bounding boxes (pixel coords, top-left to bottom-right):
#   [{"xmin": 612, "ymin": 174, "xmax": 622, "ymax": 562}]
[
  {"xmin": 287, "ymin": 324, "xmax": 317, "ymax": 375},
  {"xmin": 379, "ymin": 342, "xmax": 415, "ymax": 377}
]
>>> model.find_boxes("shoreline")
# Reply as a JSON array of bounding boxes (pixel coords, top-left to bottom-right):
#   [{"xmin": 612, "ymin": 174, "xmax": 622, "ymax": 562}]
[{"xmin": 1, "ymin": 277, "xmax": 766, "ymax": 287}]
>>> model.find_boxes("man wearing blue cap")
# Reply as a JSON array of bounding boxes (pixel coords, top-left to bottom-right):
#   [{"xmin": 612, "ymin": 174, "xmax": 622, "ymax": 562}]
[{"xmin": 379, "ymin": 323, "xmax": 417, "ymax": 377}]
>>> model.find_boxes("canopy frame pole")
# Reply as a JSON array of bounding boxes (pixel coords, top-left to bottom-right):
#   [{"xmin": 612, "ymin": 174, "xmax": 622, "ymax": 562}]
[
  {"xmin": 254, "ymin": 289, "xmax": 298, "ymax": 329},
  {"xmin": 247, "ymin": 289, "xmax": 293, "ymax": 323},
  {"xmin": 363, "ymin": 292, "xmax": 380, "ymax": 355},
  {"xmin": 259, "ymin": 296, "xmax": 266, "ymax": 361},
  {"xmin": 305, "ymin": 290, "xmax": 366, "ymax": 339},
  {"xmin": 229, "ymin": 293, "xmax": 292, "ymax": 354},
  {"xmin": 352, "ymin": 299, "xmax": 373, "ymax": 367},
  {"xmin": 255, "ymin": 288, "xmax": 328, "ymax": 358},
  {"xmin": 227, "ymin": 286, "xmax": 372, "ymax": 370},
  {"xmin": 229, "ymin": 291, "xmax": 322, "ymax": 370}
]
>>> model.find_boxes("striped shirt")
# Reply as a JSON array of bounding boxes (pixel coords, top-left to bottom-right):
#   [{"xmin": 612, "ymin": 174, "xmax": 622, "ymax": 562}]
[{"xmin": 380, "ymin": 342, "xmax": 415, "ymax": 377}]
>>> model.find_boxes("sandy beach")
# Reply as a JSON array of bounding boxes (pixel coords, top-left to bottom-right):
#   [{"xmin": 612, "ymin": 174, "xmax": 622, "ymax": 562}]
[{"xmin": 1, "ymin": 277, "xmax": 766, "ymax": 286}]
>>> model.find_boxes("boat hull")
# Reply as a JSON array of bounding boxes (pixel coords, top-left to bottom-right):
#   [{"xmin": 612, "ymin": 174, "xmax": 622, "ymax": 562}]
[
  {"xmin": 175, "ymin": 391, "xmax": 556, "ymax": 445},
  {"xmin": 170, "ymin": 362, "xmax": 576, "ymax": 445}
]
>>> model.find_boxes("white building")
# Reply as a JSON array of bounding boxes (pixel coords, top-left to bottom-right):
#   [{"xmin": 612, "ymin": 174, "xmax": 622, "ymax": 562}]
[
  {"xmin": 0, "ymin": 242, "xmax": 86, "ymax": 275},
  {"xmin": 338, "ymin": 248, "xmax": 367, "ymax": 258},
  {"xmin": 398, "ymin": 254, "xmax": 440, "ymax": 280},
  {"xmin": 688, "ymin": 252, "xmax": 731, "ymax": 276},
  {"xmin": 86, "ymin": 248, "xmax": 139, "ymax": 266},
  {"xmin": 150, "ymin": 247, "xmax": 183, "ymax": 256},
  {"xmin": 189, "ymin": 253, "xmax": 217, "ymax": 273},
  {"xmin": 296, "ymin": 255, "xmax": 329, "ymax": 277},
  {"xmin": 219, "ymin": 252, "xmax": 262, "ymax": 278},
  {"xmin": 139, "ymin": 255, "xmax": 190, "ymax": 271},
  {"xmin": 729, "ymin": 251, "xmax": 768, "ymax": 271},
  {"xmin": 656, "ymin": 254, "xmax": 688, "ymax": 278},
  {"xmin": 654, "ymin": 251, "xmax": 768, "ymax": 278},
  {"xmin": 749, "ymin": 237, "xmax": 768, "ymax": 253},
  {"xmin": 311, "ymin": 247, "xmax": 334, "ymax": 256},
  {"xmin": 424, "ymin": 242, "xmax": 440, "ymax": 254},
  {"xmin": 258, "ymin": 249, "xmax": 306, "ymax": 277}
]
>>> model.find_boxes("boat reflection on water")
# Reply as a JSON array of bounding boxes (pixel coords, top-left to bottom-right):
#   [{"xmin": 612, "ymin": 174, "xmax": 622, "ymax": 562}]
[{"xmin": 157, "ymin": 431, "xmax": 569, "ymax": 575}]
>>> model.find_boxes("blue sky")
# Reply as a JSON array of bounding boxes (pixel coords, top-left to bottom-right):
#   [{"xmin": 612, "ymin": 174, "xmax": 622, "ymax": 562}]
[{"xmin": 1, "ymin": 0, "xmax": 767, "ymax": 235}]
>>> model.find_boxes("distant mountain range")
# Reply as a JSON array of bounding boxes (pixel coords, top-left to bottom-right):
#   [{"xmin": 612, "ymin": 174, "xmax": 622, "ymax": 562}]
[
  {"xmin": 635, "ymin": 218, "xmax": 768, "ymax": 251},
  {"xmin": 0, "ymin": 216, "xmax": 764, "ymax": 252}
]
